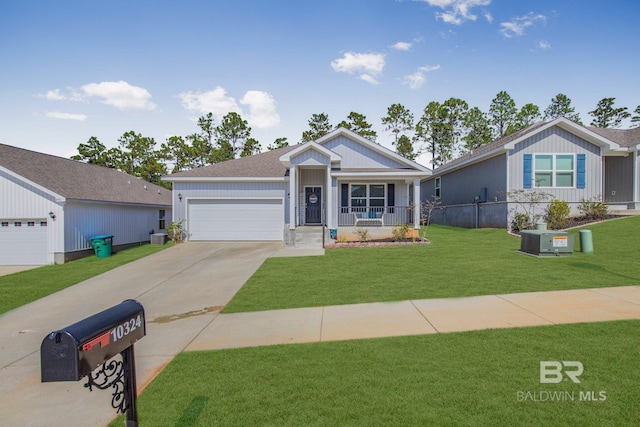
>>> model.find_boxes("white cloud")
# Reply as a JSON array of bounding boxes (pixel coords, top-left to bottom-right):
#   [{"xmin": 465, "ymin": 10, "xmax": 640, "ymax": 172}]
[
  {"xmin": 240, "ymin": 90, "xmax": 280, "ymax": 129},
  {"xmin": 391, "ymin": 41, "xmax": 412, "ymax": 51},
  {"xmin": 537, "ymin": 39, "xmax": 551, "ymax": 49},
  {"xmin": 417, "ymin": 0, "xmax": 492, "ymax": 25},
  {"xmin": 81, "ymin": 81, "xmax": 156, "ymax": 110},
  {"xmin": 178, "ymin": 86, "xmax": 241, "ymax": 116},
  {"xmin": 500, "ymin": 12, "xmax": 547, "ymax": 38},
  {"xmin": 402, "ymin": 65, "xmax": 441, "ymax": 90},
  {"xmin": 37, "ymin": 88, "xmax": 83, "ymax": 102},
  {"xmin": 331, "ymin": 52, "xmax": 385, "ymax": 84},
  {"xmin": 483, "ymin": 11, "xmax": 493, "ymax": 23},
  {"xmin": 360, "ymin": 74, "xmax": 381, "ymax": 85},
  {"xmin": 179, "ymin": 87, "xmax": 280, "ymax": 127},
  {"xmin": 44, "ymin": 89, "xmax": 66, "ymax": 101},
  {"xmin": 45, "ymin": 111, "xmax": 87, "ymax": 121}
]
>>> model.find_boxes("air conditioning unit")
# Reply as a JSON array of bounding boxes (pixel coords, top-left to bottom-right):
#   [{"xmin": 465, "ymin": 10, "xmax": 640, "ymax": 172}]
[
  {"xmin": 150, "ymin": 233, "xmax": 168, "ymax": 246},
  {"xmin": 520, "ymin": 230, "xmax": 574, "ymax": 256}
]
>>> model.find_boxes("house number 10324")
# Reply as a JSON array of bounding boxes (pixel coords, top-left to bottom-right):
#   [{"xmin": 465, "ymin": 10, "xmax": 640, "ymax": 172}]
[{"xmin": 111, "ymin": 315, "xmax": 143, "ymax": 343}]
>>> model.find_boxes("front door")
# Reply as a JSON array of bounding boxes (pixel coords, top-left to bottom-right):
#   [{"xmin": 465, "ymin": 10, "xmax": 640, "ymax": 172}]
[{"xmin": 305, "ymin": 187, "xmax": 322, "ymax": 224}]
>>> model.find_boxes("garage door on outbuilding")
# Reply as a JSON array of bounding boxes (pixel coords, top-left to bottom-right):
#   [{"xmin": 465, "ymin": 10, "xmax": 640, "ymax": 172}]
[
  {"xmin": 0, "ymin": 219, "xmax": 48, "ymax": 265},
  {"xmin": 188, "ymin": 198, "xmax": 284, "ymax": 241}
]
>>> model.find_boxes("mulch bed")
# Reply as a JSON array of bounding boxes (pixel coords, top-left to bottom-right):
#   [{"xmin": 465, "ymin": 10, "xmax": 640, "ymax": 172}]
[
  {"xmin": 511, "ymin": 215, "xmax": 623, "ymax": 235},
  {"xmin": 325, "ymin": 238, "xmax": 430, "ymax": 249}
]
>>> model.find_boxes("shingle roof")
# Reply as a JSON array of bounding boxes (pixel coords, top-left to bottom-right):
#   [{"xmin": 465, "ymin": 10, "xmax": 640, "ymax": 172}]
[
  {"xmin": 435, "ymin": 121, "xmax": 548, "ymax": 172},
  {"xmin": 0, "ymin": 144, "xmax": 171, "ymax": 206},
  {"xmin": 587, "ymin": 126, "xmax": 640, "ymax": 147},
  {"xmin": 165, "ymin": 144, "xmax": 299, "ymax": 179},
  {"xmin": 433, "ymin": 120, "xmax": 640, "ymax": 176}
]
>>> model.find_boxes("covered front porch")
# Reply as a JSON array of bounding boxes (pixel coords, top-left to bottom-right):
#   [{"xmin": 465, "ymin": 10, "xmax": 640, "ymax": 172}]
[
  {"xmin": 278, "ymin": 132, "xmax": 431, "ymax": 237},
  {"xmin": 337, "ymin": 205, "xmax": 415, "ymax": 227},
  {"xmin": 288, "ymin": 165, "xmax": 423, "ymax": 229}
]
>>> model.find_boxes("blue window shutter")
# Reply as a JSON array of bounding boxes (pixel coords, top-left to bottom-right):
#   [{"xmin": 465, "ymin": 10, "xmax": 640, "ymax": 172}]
[
  {"xmin": 523, "ymin": 154, "xmax": 532, "ymax": 188},
  {"xmin": 576, "ymin": 154, "xmax": 586, "ymax": 189}
]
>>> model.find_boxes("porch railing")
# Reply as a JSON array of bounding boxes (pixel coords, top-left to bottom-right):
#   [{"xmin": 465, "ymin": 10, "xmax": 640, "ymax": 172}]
[{"xmin": 338, "ymin": 206, "xmax": 414, "ymax": 227}]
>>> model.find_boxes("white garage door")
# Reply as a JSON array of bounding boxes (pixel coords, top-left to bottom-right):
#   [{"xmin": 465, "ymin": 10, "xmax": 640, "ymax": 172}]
[
  {"xmin": 0, "ymin": 219, "xmax": 48, "ymax": 265},
  {"xmin": 188, "ymin": 199, "xmax": 284, "ymax": 241}
]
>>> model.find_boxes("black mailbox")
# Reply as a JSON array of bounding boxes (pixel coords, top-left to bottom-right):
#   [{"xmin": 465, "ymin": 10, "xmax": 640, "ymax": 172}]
[{"xmin": 41, "ymin": 299, "xmax": 145, "ymax": 382}]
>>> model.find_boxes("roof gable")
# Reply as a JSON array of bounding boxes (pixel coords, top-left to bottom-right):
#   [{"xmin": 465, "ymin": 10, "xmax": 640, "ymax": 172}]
[
  {"xmin": 316, "ymin": 128, "xmax": 430, "ymax": 172},
  {"xmin": 279, "ymin": 141, "xmax": 341, "ymax": 168},
  {"xmin": 0, "ymin": 144, "xmax": 171, "ymax": 206},
  {"xmin": 433, "ymin": 117, "xmax": 626, "ymax": 175}
]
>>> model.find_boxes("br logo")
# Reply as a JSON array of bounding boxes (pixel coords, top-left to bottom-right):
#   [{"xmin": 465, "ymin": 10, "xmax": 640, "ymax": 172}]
[{"xmin": 540, "ymin": 361, "xmax": 584, "ymax": 384}]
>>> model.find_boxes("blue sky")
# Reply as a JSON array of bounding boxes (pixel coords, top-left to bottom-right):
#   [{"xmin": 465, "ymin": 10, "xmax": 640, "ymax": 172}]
[{"xmin": 1, "ymin": 0, "xmax": 638, "ymax": 166}]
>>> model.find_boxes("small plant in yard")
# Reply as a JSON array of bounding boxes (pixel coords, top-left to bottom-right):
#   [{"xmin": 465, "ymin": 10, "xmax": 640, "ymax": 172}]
[
  {"xmin": 418, "ymin": 196, "xmax": 444, "ymax": 239},
  {"xmin": 336, "ymin": 234, "xmax": 347, "ymax": 243},
  {"xmin": 354, "ymin": 227, "xmax": 370, "ymax": 242},
  {"xmin": 167, "ymin": 220, "xmax": 185, "ymax": 244},
  {"xmin": 511, "ymin": 213, "xmax": 532, "ymax": 232},
  {"xmin": 503, "ymin": 188, "xmax": 552, "ymax": 232},
  {"xmin": 392, "ymin": 223, "xmax": 410, "ymax": 241},
  {"xmin": 545, "ymin": 199, "xmax": 570, "ymax": 229},
  {"xmin": 578, "ymin": 195, "xmax": 608, "ymax": 221}
]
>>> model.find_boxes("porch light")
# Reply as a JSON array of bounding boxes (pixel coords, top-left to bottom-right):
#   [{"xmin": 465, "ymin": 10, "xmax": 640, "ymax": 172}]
[
  {"xmin": 178, "ymin": 193, "xmax": 183, "ymax": 202},
  {"xmin": 48, "ymin": 211, "xmax": 56, "ymax": 220}
]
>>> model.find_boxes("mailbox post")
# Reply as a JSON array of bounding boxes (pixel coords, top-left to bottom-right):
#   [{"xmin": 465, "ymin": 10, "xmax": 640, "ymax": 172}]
[{"xmin": 41, "ymin": 300, "xmax": 145, "ymax": 426}]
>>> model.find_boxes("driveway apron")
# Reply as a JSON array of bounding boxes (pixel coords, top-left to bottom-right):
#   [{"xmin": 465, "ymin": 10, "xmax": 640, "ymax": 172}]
[{"xmin": 0, "ymin": 241, "xmax": 281, "ymax": 427}]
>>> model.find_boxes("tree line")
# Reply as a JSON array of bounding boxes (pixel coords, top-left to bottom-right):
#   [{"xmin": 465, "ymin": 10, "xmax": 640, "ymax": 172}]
[
  {"xmin": 72, "ymin": 92, "xmax": 640, "ymax": 187},
  {"xmin": 302, "ymin": 93, "xmax": 639, "ymax": 167}
]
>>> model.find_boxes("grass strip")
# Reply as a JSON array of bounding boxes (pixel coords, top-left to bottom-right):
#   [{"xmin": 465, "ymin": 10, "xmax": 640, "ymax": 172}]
[
  {"xmin": 224, "ymin": 216, "xmax": 640, "ymax": 313},
  {"xmin": 120, "ymin": 320, "xmax": 639, "ymax": 426},
  {"xmin": 0, "ymin": 242, "xmax": 172, "ymax": 315}
]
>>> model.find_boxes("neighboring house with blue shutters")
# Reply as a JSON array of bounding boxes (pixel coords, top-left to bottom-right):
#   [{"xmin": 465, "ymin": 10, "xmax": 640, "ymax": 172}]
[{"xmin": 420, "ymin": 117, "xmax": 640, "ymax": 229}]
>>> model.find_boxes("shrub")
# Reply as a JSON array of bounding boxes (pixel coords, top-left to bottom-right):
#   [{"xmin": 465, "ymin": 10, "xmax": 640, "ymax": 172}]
[
  {"xmin": 354, "ymin": 228, "xmax": 370, "ymax": 242},
  {"xmin": 392, "ymin": 224, "xmax": 410, "ymax": 241},
  {"xmin": 545, "ymin": 199, "xmax": 570, "ymax": 229},
  {"xmin": 578, "ymin": 196, "xmax": 608, "ymax": 221},
  {"xmin": 511, "ymin": 213, "xmax": 532, "ymax": 232},
  {"xmin": 167, "ymin": 220, "xmax": 185, "ymax": 244},
  {"xmin": 336, "ymin": 234, "xmax": 347, "ymax": 243}
]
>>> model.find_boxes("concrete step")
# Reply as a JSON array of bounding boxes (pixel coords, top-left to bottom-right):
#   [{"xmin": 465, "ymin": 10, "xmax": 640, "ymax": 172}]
[{"xmin": 294, "ymin": 228, "xmax": 324, "ymax": 248}]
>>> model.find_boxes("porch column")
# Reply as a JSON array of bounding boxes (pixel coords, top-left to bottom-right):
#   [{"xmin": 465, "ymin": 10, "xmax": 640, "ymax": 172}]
[
  {"xmin": 289, "ymin": 166, "xmax": 296, "ymax": 229},
  {"xmin": 413, "ymin": 178, "xmax": 421, "ymax": 229},
  {"xmin": 634, "ymin": 152, "xmax": 639, "ymax": 206},
  {"xmin": 326, "ymin": 165, "xmax": 333, "ymax": 228}
]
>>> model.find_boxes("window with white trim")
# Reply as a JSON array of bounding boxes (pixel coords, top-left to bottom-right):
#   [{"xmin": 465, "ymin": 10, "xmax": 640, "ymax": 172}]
[
  {"xmin": 350, "ymin": 184, "xmax": 385, "ymax": 210},
  {"xmin": 435, "ymin": 177, "xmax": 441, "ymax": 198},
  {"xmin": 534, "ymin": 154, "xmax": 575, "ymax": 187}
]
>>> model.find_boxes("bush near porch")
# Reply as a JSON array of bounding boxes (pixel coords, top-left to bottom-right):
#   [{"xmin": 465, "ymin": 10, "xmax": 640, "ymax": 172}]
[{"xmin": 224, "ymin": 216, "xmax": 640, "ymax": 313}]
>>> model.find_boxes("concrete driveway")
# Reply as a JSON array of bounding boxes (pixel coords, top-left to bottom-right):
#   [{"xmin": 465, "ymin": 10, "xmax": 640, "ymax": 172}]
[{"xmin": 0, "ymin": 241, "xmax": 283, "ymax": 427}]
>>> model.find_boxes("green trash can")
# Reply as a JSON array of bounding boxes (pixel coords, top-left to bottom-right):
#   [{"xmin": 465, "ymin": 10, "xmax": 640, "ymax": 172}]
[
  {"xmin": 579, "ymin": 230, "xmax": 593, "ymax": 254},
  {"xmin": 90, "ymin": 234, "xmax": 114, "ymax": 258}
]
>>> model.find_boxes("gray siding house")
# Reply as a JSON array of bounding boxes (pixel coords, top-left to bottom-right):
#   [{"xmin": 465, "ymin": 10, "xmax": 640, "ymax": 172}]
[
  {"xmin": 420, "ymin": 117, "xmax": 639, "ymax": 229},
  {"xmin": 0, "ymin": 144, "xmax": 172, "ymax": 265},
  {"xmin": 163, "ymin": 128, "xmax": 431, "ymax": 243}
]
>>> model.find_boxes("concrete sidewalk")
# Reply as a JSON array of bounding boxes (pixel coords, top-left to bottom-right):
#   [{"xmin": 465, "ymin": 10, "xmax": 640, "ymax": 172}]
[{"xmin": 186, "ymin": 286, "xmax": 640, "ymax": 351}]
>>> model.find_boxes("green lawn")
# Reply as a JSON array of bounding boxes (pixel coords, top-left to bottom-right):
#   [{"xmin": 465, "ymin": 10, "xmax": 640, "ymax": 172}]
[
  {"xmin": 117, "ymin": 320, "xmax": 640, "ymax": 426},
  {"xmin": 0, "ymin": 242, "xmax": 172, "ymax": 315},
  {"xmin": 224, "ymin": 216, "xmax": 640, "ymax": 313}
]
